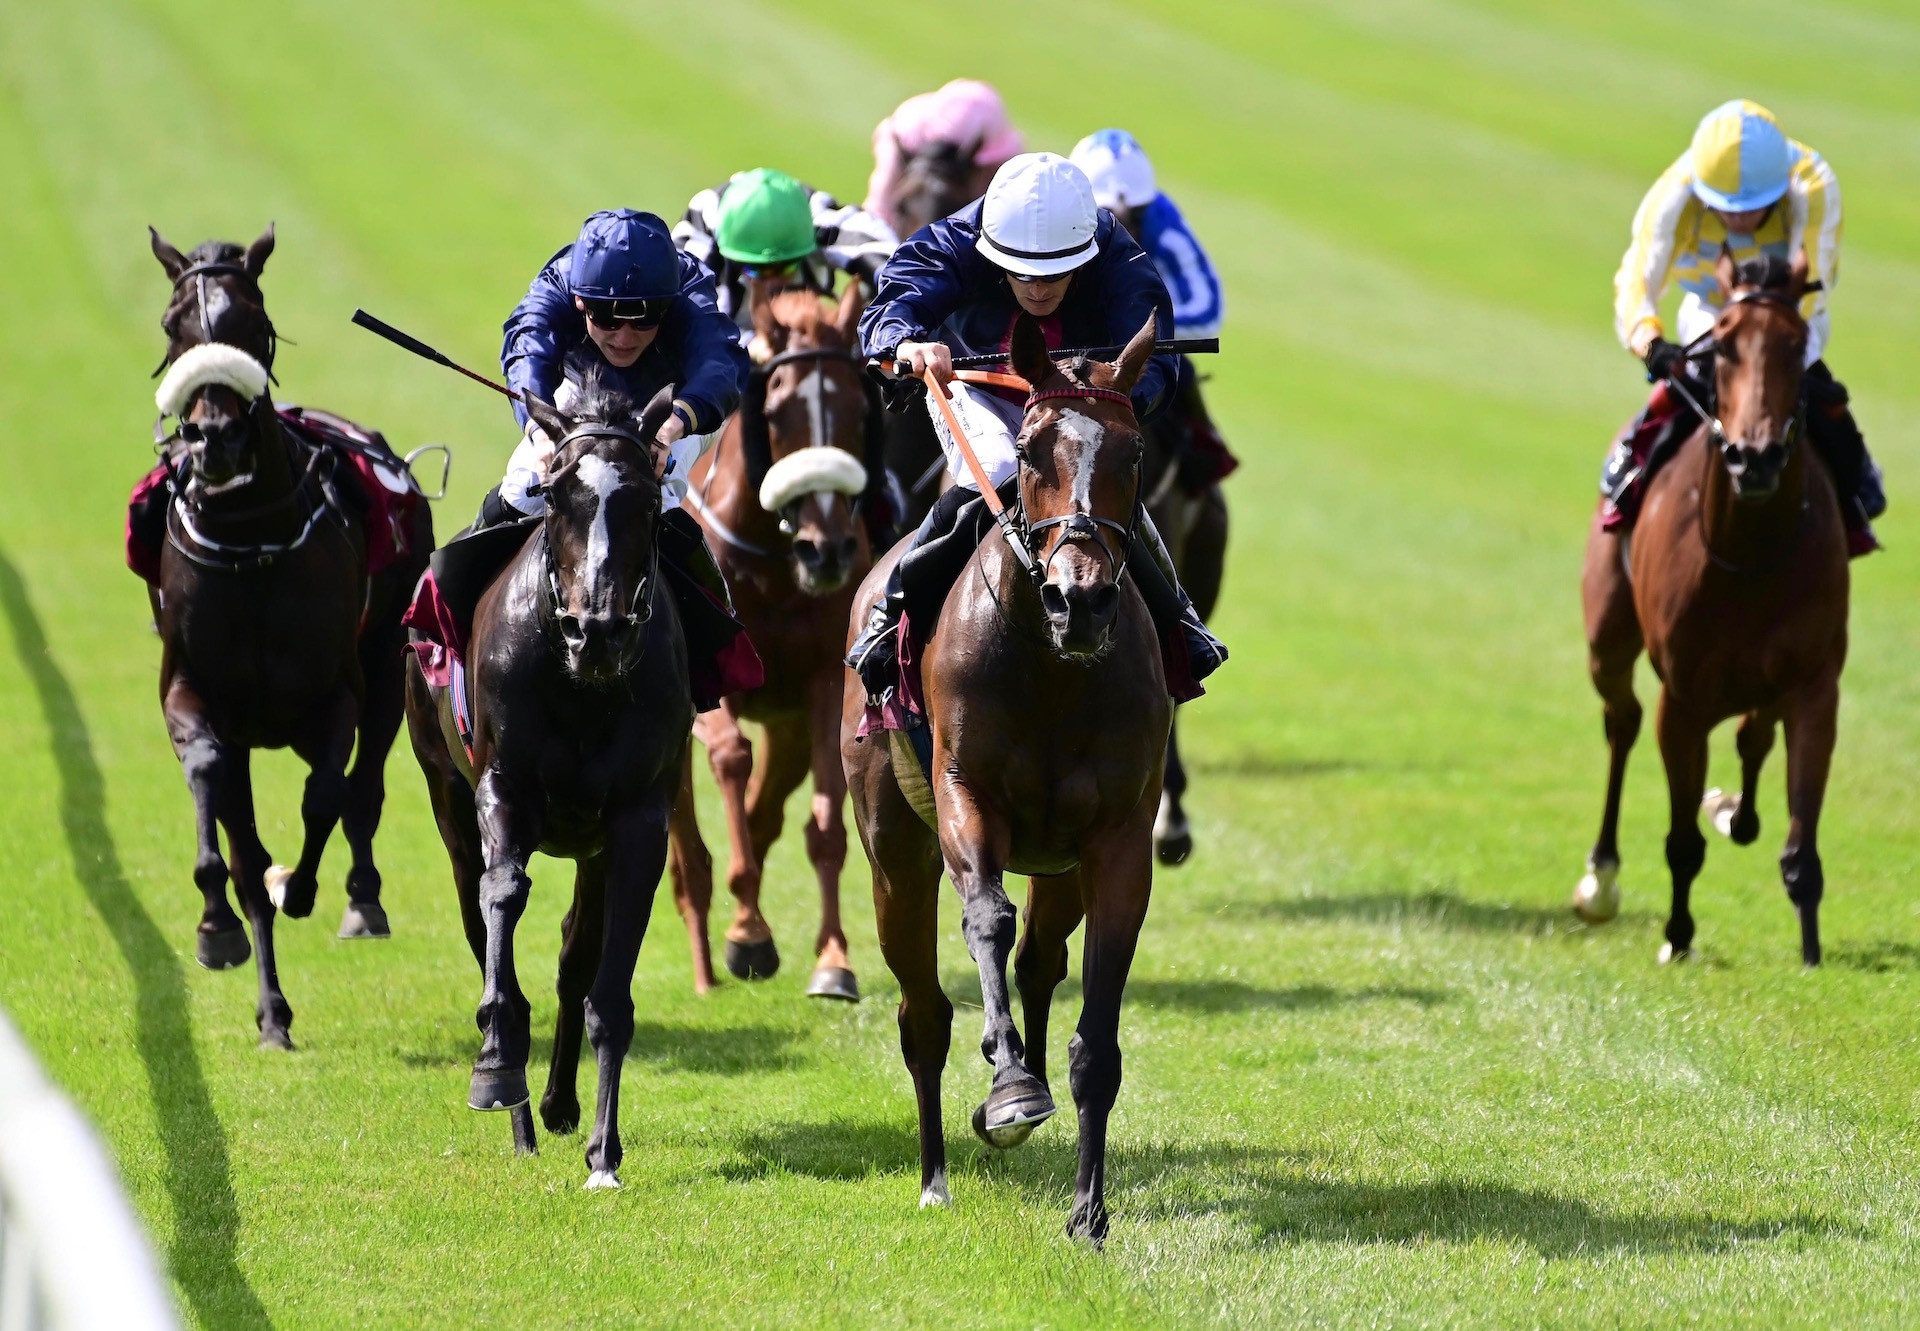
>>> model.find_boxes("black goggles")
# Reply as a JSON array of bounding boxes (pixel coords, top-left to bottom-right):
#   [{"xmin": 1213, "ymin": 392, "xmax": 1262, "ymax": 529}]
[{"xmin": 581, "ymin": 297, "xmax": 671, "ymax": 331}]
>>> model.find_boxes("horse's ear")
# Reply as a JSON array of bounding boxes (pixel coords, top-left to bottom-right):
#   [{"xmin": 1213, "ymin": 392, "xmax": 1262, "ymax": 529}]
[
  {"xmin": 149, "ymin": 226, "xmax": 187, "ymax": 280},
  {"xmin": 1716, "ymin": 243, "xmax": 1737, "ymax": 298},
  {"xmin": 523, "ymin": 393, "xmax": 571, "ymax": 444},
  {"xmin": 831, "ymin": 279, "xmax": 866, "ymax": 342},
  {"xmin": 1009, "ymin": 313, "xmax": 1053, "ymax": 386},
  {"xmin": 244, "ymin": 223, "xmax": 275, "ymax": 278},
  {"xmin": 1788, "ymin": 246, "xmax": 1812, "ymax": 301},
  {"xmin": 638, "ymin": 383, "xmax": 676, "ymax": 444},
  {"xmin": 1108, "ymin": 314, "xmax": 1159, "ymax": 395}
]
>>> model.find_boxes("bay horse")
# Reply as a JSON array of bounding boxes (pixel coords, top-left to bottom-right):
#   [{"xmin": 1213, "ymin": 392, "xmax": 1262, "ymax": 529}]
[
  {"xmin": 1575, "ymin": 249, "xmax": 1849, "ymax": 966},
  {"xmin": 147, "ymin": 224, "xmax": 433, "ymax": 944},
  {"xmin": 403, "ymin": 374, "xmax": 691, "ymax": 1183},
  {"xmin": 843, "ymin": 315, "xmax": 1172, "ymax": 1244},
  {"xmin": 151, "ymin": 345, "xmax": 373, "ymax": 1047},
  {"xmin": 669, "ymin": 285, "xmax": 872, "ymax": 999}
]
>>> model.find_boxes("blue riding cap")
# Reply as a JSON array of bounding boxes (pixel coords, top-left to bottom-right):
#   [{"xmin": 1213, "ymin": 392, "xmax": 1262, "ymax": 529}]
[{"xmin": 568, "ymin": 209, "xmax": 679, "ymax": 301}]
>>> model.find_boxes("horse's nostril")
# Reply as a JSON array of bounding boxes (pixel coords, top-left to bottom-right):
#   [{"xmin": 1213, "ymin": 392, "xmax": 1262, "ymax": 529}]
[
  {"xmin": 1040, "ymin": 583, "xmax": 1071, "ymax": 619},
  {"xmin": 794, "ymin": 538, "xmax": 824, "ymax": 569},
  {"xmin": 836, "ymin": 535, "xmax": 859, "ymax": 564},
  {"xmin": 1088, "ymin": 583, "xmax": 1120, "ymax": 620},
  {"xmin": 559, "ymin": 613, "xmax": 586, "ymax": 644}
]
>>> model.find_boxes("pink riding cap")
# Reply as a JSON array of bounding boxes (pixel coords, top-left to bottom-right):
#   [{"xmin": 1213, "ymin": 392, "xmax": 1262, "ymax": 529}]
[{"xmin": 864, "ymin": 80, "xmax": 1025, "ymax": 223}]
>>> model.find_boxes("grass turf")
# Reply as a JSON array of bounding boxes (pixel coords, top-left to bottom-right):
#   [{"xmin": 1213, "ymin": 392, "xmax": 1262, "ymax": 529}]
[{"xmin": 2, "ymin": 0, "xmax": 1919, "ymax": 1325}]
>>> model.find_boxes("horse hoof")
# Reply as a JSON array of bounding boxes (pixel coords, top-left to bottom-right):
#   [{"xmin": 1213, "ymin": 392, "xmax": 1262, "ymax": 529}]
[
  {"xmin": 540, "ymin": 1095, "xmax": 581, "ymax": 1136},
  {"xmin": 724, "ymin": 937, "xmax": 781, "ymax": 981},
  {"xmin": 971, "ymin": 1074, "xmax": 1056, "ymax": 1150},
  {"xmin": 584, "ymin": 1170, "xmax": 622, "ymax": 1191},
  {"xmin": 1701, "ymin": 788, "xmax": 1747, "ymax": 841},
  {"xmin": 1065, "ymin": 1202, "xmax": 1109, "ymax": 1247},
  {"xmin": 1572, "ymin": 862, "xmax": 1621, "ymax": 923},
  {"xmin": 195, "ymin": 926, "xmax": 251, "ymax": 971},
  {"xmin": 920, "ymin": 1169, "xmax": 951, "ymax": 1209},
  {"xmin": 468, "ymin": 1067, "xmax": 530, "ymax": 1112},
  {"xmin": 257, "ymin": 1025, "xmax": 295, "ymax": 1052},
  {"xmin": 1155, "ymin": 829, "xmax": 1193, "ymax": 867},
  {"xmin": 265, "ymin": 865, "xmax": 315, "ymax": 918},
  {"xmin": 805, "ymin": 966, "xmax": 860, "ymax": 1003},
  {"xmin": 1658, "ymin": 942, "xmax": 1690, "ymax": 965},
  {"xmin": 338, "ymin": 901, "xmax": 391, "ymax": 940}
]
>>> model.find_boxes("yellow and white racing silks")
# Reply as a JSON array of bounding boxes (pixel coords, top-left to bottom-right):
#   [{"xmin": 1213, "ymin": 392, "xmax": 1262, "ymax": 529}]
[{"xmin": 1614, "ymin": 136, "xmax": 1841, "ymax": 368}]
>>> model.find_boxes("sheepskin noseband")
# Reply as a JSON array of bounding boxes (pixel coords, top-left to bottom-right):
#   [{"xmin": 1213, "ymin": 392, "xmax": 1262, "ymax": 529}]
[
  {"xmin": 758, "ymin": 447, "xmax": 867, "ymax": 514},
  {"xmin": 156, "ymin": 343, "xmax": 270, "ymax": 417}
]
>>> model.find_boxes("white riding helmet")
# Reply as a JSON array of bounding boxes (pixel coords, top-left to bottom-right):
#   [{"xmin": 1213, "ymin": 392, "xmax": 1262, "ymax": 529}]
[
  {"xmin": 975, "ymin": 152, "xmax": 1100, "ymax": 277},
  {"xmin": 1070, "ymin": 129, "xmax": 1159, "ymax": 211}
]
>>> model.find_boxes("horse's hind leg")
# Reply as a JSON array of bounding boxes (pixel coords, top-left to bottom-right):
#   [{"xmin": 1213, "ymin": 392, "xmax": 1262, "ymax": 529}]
[
  {"xmin": 267, "ymin": 687, "xmax": 358, "ymax": 920},
  {"xmin": 802, "ymin": 673, "xmax": 857, "ymax": 1000},
  {"xmin": 1780, "ymin": 670, "xmax": 1840, "ymax": 967},
  {"xmin": 1156, "ymin": 486, "xmax": 1226, "ymax": 867},
  {"xmin": 1706, "ymin": 709, "xmax": 1777, "ymax": 845},
  {"xmin": 667, "ymin": 743, "xmax": 718, "ymax": 993},
  {"xmin": 166, "ymin": 682, "xmax": 249, "ymax": 972},
  {"xmin": 339, "ymin": 619, "xmax": 409, "ymax": 939},
  {"xmin": 1066, "ymin": 812, "xmax": 1156, "ymax": 1246},
  {"xmin": 1013, "ymin": 874, "xmax": 1084, "ymax": 1089},
  {"xmin": 1576, "ymin": 520, "xmax": 1643, "ymax": 923},
  {"xmin": 469, "ymin": 769, "xmax": 540, "ymax": 1143},
  {"xmin": 1655, "ymin": 692, "xmax": 1709, "ymax": 963},
  {"xmin": 581, "ymin": 803, "xmax": 671, "ymax": 1189},
  {"xmin": 404, "ymin": 662, "xmax": 486, "ymax": 966},
  {"xmin": 542, "ymin": 856, "xmax": 606, "ymax": 1137},
  {"xmin": 214, "ymin": 749, "xmax": 294, "ymax": 1049}
]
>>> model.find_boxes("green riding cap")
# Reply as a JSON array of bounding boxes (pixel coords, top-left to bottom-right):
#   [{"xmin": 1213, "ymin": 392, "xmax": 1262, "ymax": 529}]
[{"xmin": 714, "ymin": 168, "xmax": 818, "ymax": 266}]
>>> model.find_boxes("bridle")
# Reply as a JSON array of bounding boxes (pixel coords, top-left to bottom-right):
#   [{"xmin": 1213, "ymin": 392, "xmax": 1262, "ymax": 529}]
[
  {"xmin": 1015, "ymin": 383, "xmax": 1143, "ymax": 586},
  {"xmin": 164, "ymin": 394, "xmax": 341, "ymax": 572},
  {"xmin": 153, "ymin": 259, "xmax": 278, "ymax": 379},
  {"xmin": 532, "ymin": 423, "xmax": 665, "ymax": 633}
]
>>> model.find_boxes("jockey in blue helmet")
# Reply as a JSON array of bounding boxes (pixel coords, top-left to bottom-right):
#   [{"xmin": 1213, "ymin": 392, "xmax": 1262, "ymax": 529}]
[{"xmin": 848, "ymin": 152, "xmax": 1228, "ymax": 704}]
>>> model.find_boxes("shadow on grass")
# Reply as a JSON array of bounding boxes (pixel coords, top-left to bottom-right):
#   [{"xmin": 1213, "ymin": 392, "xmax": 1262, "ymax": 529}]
[
  {"xmin": 1826, "ymin": 941, "xmax": 1920, "ymax": 973},
  {"xmin": 399, "ymin": 1020, "xmax": 804, "ymax": 1076},
  {"xmin": 1189, "ymin": 753, "xmax": 1369, "ymax": 779},
  {"xmin": 0, "ymin": 548, "xmax": 271, "ymax": 1329},
  {"xmin": 1230, "ymin": 886, "xmax": 1643, "ymax": 937},
  {"xmin": 721, "ymin": 1116, "xmax": 1855, "ymax": 1257},
  {"xmin": 1123, "ymin": 977, "xmax": 1448, "ymax": 1014}
]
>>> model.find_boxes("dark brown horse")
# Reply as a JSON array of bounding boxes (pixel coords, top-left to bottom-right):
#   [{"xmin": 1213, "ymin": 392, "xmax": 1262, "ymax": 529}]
[
  {"xmin": 843, "ymin": 315, "xmax": 1172, "ymax": 1243},
  {"xmin": 1576, "ymin": 249, "xmax": 1849, "ymax": 965},
  {"xmin": 404, "ymin": 375, "xmax": 690, "ymax": 1183},
  {"xmin": 669, "ymin": 286, "xmax": 872, "ymax": 998},
  {"xmin": 152, "ymin": 347, "xmax": 370, "ymax": 1047},
  {"xmin": 146, "ymin": 226, "xmax": 433, "ymax": 946}
]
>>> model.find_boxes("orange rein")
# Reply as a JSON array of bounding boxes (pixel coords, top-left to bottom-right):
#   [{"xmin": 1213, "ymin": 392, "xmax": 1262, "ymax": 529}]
[{"xmin": 916, "ymin": 366, "xmax": 1040, "ymax": 577}]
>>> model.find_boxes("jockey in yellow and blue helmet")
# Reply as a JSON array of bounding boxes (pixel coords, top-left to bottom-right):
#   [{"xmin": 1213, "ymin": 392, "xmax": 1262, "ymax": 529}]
[{"xmin": 1603, "ymin": 100, "xmax": 1883, "ymax": 555}]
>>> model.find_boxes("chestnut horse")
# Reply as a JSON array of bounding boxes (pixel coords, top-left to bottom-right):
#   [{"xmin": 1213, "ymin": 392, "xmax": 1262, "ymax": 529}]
[
  {"xmin": 404, "ymin": 376, "xmax": 689, "ymax": 1182},
  {"xmin": 1575, "ymin": 250, "xmax": 1849, "ymax": 965},
  {"xmin": 843, "ymin": 315, "xmax": 1171, "ymax": 1244},
  {"xmin": 669, "ymin": 286, "xmax": 872, "ymax": 999}
]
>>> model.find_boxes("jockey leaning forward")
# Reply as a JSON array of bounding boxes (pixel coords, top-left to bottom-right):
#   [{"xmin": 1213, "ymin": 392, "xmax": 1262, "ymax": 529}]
[
  {"xmin": 1604, "ymin": 99, "xmax": 1884, "ymax": 556},
  {"xmin": 864, "ymin": 78, "xmax": 1026, "ymax": 239},
  {"xmin": 1070, "ymin": 128, "xmax": 1237, "ymax": 494},
  {"xmin": 673, "ymin": 168, "xmax": 899, "ymax": 536},
  {"xmin": 847, "ymin": 151, "xmax": 1228, "ymax": 701}
]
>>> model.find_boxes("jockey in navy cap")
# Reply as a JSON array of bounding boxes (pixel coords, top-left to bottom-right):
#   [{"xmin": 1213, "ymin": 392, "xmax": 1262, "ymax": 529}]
[
  {"xmin": 481, "ymin": 208, "xmax": 751, "ymax": 524},
  {"xmin": 847, "ymin": 152, "xmax": 1227, "ymax": 703}
]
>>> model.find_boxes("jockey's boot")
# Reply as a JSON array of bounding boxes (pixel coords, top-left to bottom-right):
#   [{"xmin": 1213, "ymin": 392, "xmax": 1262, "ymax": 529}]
[
  {"xmin": 659, "ymin": 508, "xmax": 736, "ymax": 612},
  {"xmin": 1804, "ymin": 362, "xmax": 1884, "ymax": 557},
  {"xmin": 1600, "ymin": 377, "xmax": 1706, "ymax": 527},
  {"xmin": 847, "ymin": 484, "xmax": 982, "ymax": 703},
  {"xmin": 1172, "ymin": 361, "xmax": 1239, "ymax": 492},
  {"xmin": 1127, "ymin": 512, "xmax": 1229, "ymax": 684}
]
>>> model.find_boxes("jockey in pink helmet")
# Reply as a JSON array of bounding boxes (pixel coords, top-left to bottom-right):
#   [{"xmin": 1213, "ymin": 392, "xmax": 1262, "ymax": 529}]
[{"xmin": 865, "ymin": 79, "xmax": 1026, "ymax": 238}]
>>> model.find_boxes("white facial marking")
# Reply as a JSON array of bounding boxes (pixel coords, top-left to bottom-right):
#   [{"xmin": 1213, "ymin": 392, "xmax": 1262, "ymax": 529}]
[
  {"xmin": 1053, "ymin": 408, "xmax": 1107, "ymax": 512},
  {"xmin": 575, "ymin": 454, "xmax": 620, "ymax": 596},
  {"xmin": 793, "ymin": 367, "xmax": 834, "ymax": 452}
]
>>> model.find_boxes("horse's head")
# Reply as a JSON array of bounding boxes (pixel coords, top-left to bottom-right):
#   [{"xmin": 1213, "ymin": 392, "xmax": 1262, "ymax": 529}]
[
  {"xmin": 155, "ymin": 343, "xmax": 275, "ymax": 494},
  {"xmin": 1008, "ymin": 313, "xmax": 1153, "ymax": 660},
  {"xmin": 1707, "ymin": 247, "xmax": 1814, "ymax": 502},
  {"xmin": 746, "ymin": 284, "xmax": 872, "ymax": 594},
  {"xmin": 890, "ymin": 137, "xmax": 983, "ymax": 237},
  {"xmin": 150, "ymin": 225, "xmax": 278, "ymax": 375},
  {"xmin": 523, "ymin": 371, "xmax": 672, "ymax": 684}
]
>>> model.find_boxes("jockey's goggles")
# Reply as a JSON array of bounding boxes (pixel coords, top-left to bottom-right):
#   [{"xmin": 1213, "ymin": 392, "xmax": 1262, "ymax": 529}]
[
  {"xmin": 737, "ymin": 259, "xmax": 799, "ymax": 280},
  {"xmin": 582, "ymin": 297, "xmax": 671, "ymax": 331},
  {"xmin": 1008, "ymin": 268, "xmax": 1074, "ymax": 286}
]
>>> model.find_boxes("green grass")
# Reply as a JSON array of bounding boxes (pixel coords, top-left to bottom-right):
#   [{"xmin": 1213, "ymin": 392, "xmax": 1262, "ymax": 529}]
[{"xmin": 3, "ymin": 0, "xmax": 1920, "ymax": 1325}]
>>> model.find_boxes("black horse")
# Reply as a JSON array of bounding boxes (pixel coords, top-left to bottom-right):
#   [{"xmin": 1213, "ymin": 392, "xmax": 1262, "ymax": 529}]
[
  {"xmin": 404, "ymin": 373, "xmax": 691, "ymax": 1184},
  {"xmin": 153, "ymin": 346, "xmax": 376, "ymax": 1047},
  {"xmin": 145, "ymin": 225, "xmax": 434, "ymax": 942}
]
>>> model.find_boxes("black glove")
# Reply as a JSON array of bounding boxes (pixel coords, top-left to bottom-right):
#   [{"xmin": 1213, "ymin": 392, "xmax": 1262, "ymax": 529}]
[{"xmin": 1642, "ymin": 338, "xmax": 1684, "ymax": 382}]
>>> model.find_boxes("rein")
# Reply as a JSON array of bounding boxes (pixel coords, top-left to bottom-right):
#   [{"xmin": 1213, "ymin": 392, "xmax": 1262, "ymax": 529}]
[
  {"xmin": 166, "ymin": 415, "xmax": 341, "ymax": 572},
  {"xmin": 155, "ymin": 260, "xmax": 279, "ymax": 379}
]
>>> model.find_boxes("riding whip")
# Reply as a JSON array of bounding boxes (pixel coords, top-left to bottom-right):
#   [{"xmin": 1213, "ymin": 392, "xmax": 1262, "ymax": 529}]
[{"xmin": 351, "ymin": 309, "xmax": 524, "ymax": 403}]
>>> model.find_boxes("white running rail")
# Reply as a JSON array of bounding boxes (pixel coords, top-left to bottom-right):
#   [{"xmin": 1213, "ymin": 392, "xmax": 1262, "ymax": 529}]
[{"xmin": 0, "ymin": 1009, "xmax": 176, "ymax": 1331}]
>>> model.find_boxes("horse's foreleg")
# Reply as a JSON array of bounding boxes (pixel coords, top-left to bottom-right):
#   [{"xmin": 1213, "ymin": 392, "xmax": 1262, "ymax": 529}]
[
  {"xmin": 469, "ymin": 769, "xmax": 540, "ymax": 1143},
  {"xmin": 1066, "ymin": 814, "xmax": 1155, "ymax": 1247},
  {"xmin": 666, "ymin": 743, "xmax": 717, "ymax": 993},
  {"xmin": 803, "ymin": 673, "xmax": 855, "ymax": 998},
  {"xmin": 1154, "ymin": 722, "xmax": 1193, "ymax": 867},
  {"xmin": 581, "ymin": 801, "xmax": 671, "ymax": 1189},
  {"xmin": 1655, "ymin": 692, "xmax": 1709, "ymax": 963},
  {"xmin": 1780, "ymin": 670, "xmax": 1839, "ymax": 967},
  {"xmin": 1576, "ymin": 521, "xmax": 1643, "ymax": 923},
  {"xmin": 216, "ymin": 751, "xmax": 295, "ymax": 1049},
  {"xmin": 939, "ymin": 782, "xmax": 1052, "ymax": 1148},
  {"xmin": 340, "ymin": 620, "xmax": 408, "ymax": 939},
  {"xmin": 166, "ymin": 681, "xmax": 248, "ymax": 971},
  {"xmin": 698, "ymin": 704, "xmax": 775, "ymax": 976},
  {"xmin": 1013, "ymin": 873, "xmax": 1084, "ymax": 1089},
  {"xmin": 1708, "ymin": 708, "xmax": 1778, "ymax": 846},
  {"xmin": 270, "ymin": 687, "xmax": 358, "ymax": 920},
  {"xmin": 542, "ymin": 856, "xmax": 606, "ymax": 1137}
]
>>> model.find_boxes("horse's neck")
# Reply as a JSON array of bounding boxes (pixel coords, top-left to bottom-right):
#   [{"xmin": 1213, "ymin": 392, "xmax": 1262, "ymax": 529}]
[
  {"xmin": 1699, "ymin": 433, "xmax": 1808, "ymax": 569},
  {"xmin": 703, "ymin": 420, "xmax": 786, "ymax": 551}
]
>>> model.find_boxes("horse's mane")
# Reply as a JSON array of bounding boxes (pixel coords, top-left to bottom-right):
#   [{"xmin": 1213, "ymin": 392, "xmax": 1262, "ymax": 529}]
[
  {"xmin": 1733, "ymin": 254, "xmax": 1793, "ymax": 292},
  {"xmin": 564, "ymin": 361, "xmax": 643, "ymax": 429}
]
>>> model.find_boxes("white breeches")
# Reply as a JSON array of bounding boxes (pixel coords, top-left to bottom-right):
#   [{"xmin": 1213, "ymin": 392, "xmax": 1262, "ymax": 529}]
[
  {"xmin": 500, "ymin": 387, "xmax": 709, "ymax": 517},
  {"xmin": 925, "ymin": 380, "xmax": 1023, "ymax": 492}
]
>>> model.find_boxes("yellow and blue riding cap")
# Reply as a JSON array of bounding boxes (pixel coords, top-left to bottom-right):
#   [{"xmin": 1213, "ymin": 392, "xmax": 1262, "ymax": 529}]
[{"xmin": 1688, "ymin": 99, "xmax": 1791, "ymax": 213}]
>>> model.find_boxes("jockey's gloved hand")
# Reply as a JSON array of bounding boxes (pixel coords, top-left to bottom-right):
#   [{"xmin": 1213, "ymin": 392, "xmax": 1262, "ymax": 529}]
[{"xmin": 1641, "ymin": 338, "xmax": 1685, "ymax": 383}]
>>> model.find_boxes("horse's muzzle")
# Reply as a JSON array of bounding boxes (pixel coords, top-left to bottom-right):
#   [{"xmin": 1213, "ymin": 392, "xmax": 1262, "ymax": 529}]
[
  {"xmin": 792, "ymin": 532, "xmax": 860, "ymax": 595},
  {"xmin": 559, "ymin": 610, "xmax": 642, "ymax": 682},
  {"xmin": 1722, "ymin": 439, "xmax": 1788, "ymax": 500},
  {"xmin": 1041, "ymin": 578, "xmax": 1121, "ymax": 658}
]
